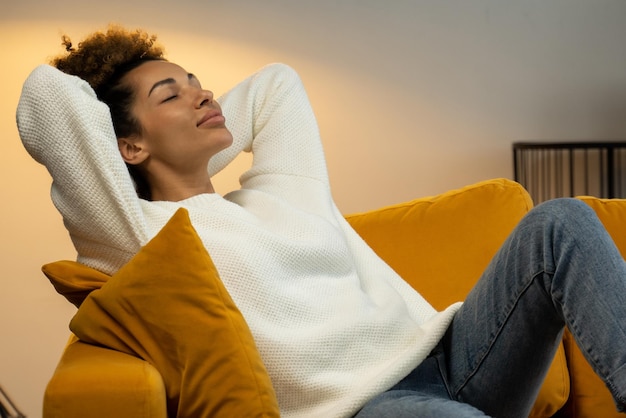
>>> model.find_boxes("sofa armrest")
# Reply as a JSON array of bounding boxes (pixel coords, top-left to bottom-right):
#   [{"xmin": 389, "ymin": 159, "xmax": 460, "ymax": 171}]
[{"xmin": 44, "ymin": 336, "xmax": 167, "ymax": 418}]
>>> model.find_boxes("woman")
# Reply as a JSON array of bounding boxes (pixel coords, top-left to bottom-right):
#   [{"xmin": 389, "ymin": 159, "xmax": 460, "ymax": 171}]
[{"xmin": 17, "ymin": 25, "xmax": 626, "ymax": 417}]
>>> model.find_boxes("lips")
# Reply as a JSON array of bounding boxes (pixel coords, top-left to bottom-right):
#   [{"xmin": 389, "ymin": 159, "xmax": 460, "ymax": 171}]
[{"xmin": 197, "ymin": 109, "xmax": 225, "ymax": 127}]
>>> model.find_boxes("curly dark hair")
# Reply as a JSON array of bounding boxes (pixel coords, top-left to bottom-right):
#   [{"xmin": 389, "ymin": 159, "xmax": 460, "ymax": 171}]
[{"xmin": 50, "ymin": 25, "xmax": 166, "ymax": 200}]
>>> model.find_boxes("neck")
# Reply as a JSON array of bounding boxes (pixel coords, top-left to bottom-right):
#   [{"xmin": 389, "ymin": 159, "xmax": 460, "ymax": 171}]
[{"xmin": 145, "ymin": 166, "xmax": 216, "ymax": 202}]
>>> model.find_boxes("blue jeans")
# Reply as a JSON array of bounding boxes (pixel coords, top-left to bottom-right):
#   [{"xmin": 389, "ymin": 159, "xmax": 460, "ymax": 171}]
[{"xmin": 355, "ymin": 198, "xmax": 626, "ymax": 417}]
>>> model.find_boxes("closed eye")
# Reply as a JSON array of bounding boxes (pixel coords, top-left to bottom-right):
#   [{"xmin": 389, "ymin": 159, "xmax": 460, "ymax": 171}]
[{"xmin": 162, "ymin": 95, "xmax": 178, "ymax": 103}]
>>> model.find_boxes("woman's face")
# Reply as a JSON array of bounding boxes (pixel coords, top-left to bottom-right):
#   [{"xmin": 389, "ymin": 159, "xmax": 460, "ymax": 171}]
[{"xmin": 121, "ymin": 60, "xmax": 233, "ymax": 174}]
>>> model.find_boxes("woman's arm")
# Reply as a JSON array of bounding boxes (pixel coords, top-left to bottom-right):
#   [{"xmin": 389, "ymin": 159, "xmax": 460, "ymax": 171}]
[
  {"xmin": 210, "ymin": 63, "xmax": 330, "ymax": 189},
  {"xmin": 17, "ymin": 65, "xmax": 148, "ymax": 273}
]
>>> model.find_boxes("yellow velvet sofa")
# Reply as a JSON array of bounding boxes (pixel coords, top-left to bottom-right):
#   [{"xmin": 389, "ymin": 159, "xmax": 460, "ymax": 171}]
[{"xmin": 42, "ymin": 178, "xmax": 625, "ymax": 417}]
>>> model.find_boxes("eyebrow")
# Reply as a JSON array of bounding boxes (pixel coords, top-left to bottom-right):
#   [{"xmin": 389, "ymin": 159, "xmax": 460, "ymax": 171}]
[{"xmin": 148, "ymin": 73, "xmax": 197, "ymax": 97}]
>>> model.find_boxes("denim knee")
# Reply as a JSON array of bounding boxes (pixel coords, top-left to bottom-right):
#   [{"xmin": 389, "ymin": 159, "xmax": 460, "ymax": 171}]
[{"xmin": 525, "ymin": 198, "xmax": 597, "ymax": 227}]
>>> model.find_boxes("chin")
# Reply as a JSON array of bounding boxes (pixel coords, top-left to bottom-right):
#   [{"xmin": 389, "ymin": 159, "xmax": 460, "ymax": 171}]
[{"xmin": 221, "ymin": 131, "xmax": 234, "ymax": 149}]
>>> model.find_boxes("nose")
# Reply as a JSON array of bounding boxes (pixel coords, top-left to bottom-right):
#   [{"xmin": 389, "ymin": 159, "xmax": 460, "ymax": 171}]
[{"xmin": 197, "ymin": 89, "xmax": 214, "ymax": 108}]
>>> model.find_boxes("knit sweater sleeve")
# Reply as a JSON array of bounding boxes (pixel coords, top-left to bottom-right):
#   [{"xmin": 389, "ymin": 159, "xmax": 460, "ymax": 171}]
[
  {"xmin": 209, "ymin": 63, "xmax": 329, "ymax": 191},
  {"xmin": 17, "ymin": 65, "xmax": 148, "ymax": 274}
]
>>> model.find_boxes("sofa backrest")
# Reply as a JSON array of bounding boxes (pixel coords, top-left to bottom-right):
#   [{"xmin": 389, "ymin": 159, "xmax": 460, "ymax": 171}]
[{"xmin": 345, "ymin": 178, "xmax": 533, "ymax": 310}]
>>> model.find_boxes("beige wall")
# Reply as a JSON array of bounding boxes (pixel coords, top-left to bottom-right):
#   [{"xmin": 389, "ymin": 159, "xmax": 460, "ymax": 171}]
[{"xmin": 2, "ymin": 1, "xmax": 626, "ymax": 416}]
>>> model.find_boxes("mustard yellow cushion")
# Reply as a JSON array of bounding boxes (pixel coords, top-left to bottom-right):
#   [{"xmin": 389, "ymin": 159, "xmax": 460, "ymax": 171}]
[
  {"xmin": 42, "ymin": 260, "xmax": 109, "ymax": 308},
  {"xmin": 346, "ymin": 178, "xmax": 569, "ymax": 418},
  {"xmin": 42, "ymin": 208, "xmax": 280, "ymax": 418},
  {"xmin": 558, "ymin": 196, "xmax": 626, "ymax": 418}
]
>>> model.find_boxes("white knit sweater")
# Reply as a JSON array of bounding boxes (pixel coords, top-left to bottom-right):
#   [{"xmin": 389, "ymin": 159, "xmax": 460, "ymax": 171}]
[{"xmin": 17, "ymin": 63, "xmax": 461, "ymax": 418}]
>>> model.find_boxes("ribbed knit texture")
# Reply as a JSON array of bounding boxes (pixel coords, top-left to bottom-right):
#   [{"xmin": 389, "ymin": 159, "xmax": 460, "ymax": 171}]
[{"xmin": 17, "ymin": 63, "xmax": 461, "ymax": 418}]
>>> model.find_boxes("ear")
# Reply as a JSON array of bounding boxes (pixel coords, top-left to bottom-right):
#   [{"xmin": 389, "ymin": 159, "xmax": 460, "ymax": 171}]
[{"xmin": 118, "ymin": 137, "xmax": 149, "ymax": 165}]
